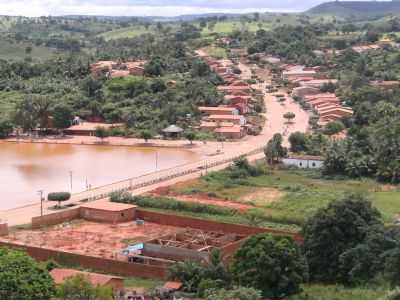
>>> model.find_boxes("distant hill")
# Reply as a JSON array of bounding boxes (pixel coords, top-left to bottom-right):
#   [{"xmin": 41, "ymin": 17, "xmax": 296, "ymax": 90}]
[{"xmin": 308, "ymin": 1, "xmax": 400, "ymax": 17}]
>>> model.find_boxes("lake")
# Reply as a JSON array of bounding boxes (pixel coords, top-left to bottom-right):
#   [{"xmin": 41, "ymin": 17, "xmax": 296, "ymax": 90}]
[{"xmin": 0, "ymin": 142, "xmax": 200, "ymax": 210}]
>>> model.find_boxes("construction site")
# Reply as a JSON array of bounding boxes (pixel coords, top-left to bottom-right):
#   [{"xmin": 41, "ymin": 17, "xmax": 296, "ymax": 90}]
[
  {"xmin": 0, "ymin": 200, "xmax": 276, "ymax": 279},
  {"xmin": 1, "ymin": 218, "xmax": 247, "ymax": 266}
]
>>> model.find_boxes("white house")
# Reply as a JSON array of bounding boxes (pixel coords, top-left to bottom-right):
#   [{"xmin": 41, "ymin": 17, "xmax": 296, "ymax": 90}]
[{"xmin": 282, "ymin": 155, "xmax": 324, "ymax": 169}]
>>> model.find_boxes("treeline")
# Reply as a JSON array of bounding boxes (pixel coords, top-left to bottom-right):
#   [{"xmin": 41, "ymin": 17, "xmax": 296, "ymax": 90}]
[{"xmin": 0, "ymin": 24, "xmax": 223, "ymax": 134}]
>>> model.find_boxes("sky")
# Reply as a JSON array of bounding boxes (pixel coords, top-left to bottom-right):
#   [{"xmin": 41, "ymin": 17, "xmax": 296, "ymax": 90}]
[{"xmin": 0, "ymin": 0, "xmax": 387, "ymax": 17}]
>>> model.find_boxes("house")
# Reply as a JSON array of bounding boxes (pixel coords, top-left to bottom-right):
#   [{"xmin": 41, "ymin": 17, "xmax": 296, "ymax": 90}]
[
  {"xmin": 50, "ymin": 268, "xmax": 124, "ymax": 294},
  {"xmin": 198, "ymin": 106, "xmax": 238, "ymax": 116},
  {"xmin": 207, "ymin": 115, "xmax": 246, "ymax": 126},
  {"xmin": 292, "ymin": 86, "xmax": 320, "ymax": 98},
  {"xmin": 282, "ymin": 67, "xmax": 318, "ymax": 81},
  {"xmin": 217, "ymin": 85, "xmax": 251, "ymax": 93},
  {"xmin": 299, "ymin": 79, "xmax": 338, "ymax": 89},
  {"xmin": 80, "ymin": 201, "xmax": 137, "ymax": 223},
  {"xmin": 214, "ymin": 125, "xmax": 245, "ymax": 139},
  {"xmin": 282, "ymin": 155, "xmax": 324, "ymax": 169},
  {"xmin": 64, "ymin": 122, "xmax": 124, "ymax": 136},
  {"xmin": 224, "ymin": 95, "xmax": 251, "ymax": 114}
]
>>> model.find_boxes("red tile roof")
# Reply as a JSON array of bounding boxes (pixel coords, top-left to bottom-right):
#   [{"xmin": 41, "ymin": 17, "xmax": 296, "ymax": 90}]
[
  {"xmin": 50, "ymin": 269, "xmax": 123, "ymax": 286},
  {"xmin": 163, "ymin": 281, "xmax": 183, "ymax": 290}
]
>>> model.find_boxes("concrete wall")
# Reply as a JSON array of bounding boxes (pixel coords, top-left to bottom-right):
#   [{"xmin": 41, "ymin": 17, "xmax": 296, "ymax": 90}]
[
  {"xmin": 32, "ymin": 208, "xmax": 80, "ymax": 229},
  {"xmin": 0, "ymin": 240, "xmax": 167, "ymax": 279},
  {"xmin": 143, "ymin": 243, "xmax": 209, "ymax": 262},
  {"xmin": 282, "ymin": 158, "xmax": 323, "ymax": 169},
  {"xmin": 80, "ymin": 207, "xmax": 136, "ymax": 223}
]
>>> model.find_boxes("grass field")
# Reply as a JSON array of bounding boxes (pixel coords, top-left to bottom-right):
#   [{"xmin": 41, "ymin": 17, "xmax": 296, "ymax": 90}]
[
  {"xmin": 124, "ymin": 277, "xmax": 163, "ymax": 291},
  {"xmin": 0, "ymin": 39, "xmax": 56, "ymax": 60},
  {"xmin": 173, "ymin": 167, "xmax": 400, "ymax": 225},
  {"xmin": 288, "ymin": 282, "xmax": 389, "ymax": 300},
  {"xmin": 99, "ymin": 25, "xmax": 157, "ymax": 40},
  {"xmin": 0, "ymin": 91, "xmax": 24, "ymax": 118},
  {"xmin": 201, "ymin": 46, "xmax": 228, "ymax": 59},
  {"xmin": 200, "ymin": 21, "xmax": 272, "ymax": 35}
]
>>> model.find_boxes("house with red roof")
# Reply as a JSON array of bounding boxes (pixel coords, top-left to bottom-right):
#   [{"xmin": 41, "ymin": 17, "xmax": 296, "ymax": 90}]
[{"xmin": 50, "ymin": 268, "xmax": 124, "ymax": 294}]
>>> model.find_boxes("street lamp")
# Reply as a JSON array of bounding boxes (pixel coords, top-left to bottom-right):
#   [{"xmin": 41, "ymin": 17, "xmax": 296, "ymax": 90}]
[
  {"xmin": 38, "ymin": 190, "xmax": 44, "ymax": 217},
  {"xmin": 69, "ymin": 171, "xmax": 73, "ymax": 192}
]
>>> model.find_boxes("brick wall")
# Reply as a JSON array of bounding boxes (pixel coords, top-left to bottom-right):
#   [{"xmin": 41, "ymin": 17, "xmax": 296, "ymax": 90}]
[
  {"xmin": 80, "ymin": 207, "xmax": 136, "ymax": 223},
  {"xmin": 0, "ymin": 223, "xmax": 8, "ymax": 236},
  {"xmin": 0, "ymin": 241, "xmax": 167, "ymax": 279},
  {"xmin": 32, "ymin": 208, "xmax": 80, "ymax": 229}
]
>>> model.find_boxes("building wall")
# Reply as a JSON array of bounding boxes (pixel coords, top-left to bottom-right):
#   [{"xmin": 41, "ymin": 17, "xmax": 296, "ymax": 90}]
[
  {"xmin": 143, "ymin": 243, "xmax": 209, "ymax": 262},
  {"xmin": 80, "ymin": 207, "xmax": 136, "ymax": 223},
  {"xmin": 282, "ymin": 158, "xmax": 323, "ymax": 169}
]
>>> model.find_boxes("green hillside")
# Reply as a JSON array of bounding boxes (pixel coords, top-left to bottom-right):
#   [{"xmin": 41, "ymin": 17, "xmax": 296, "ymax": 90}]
[{"xmin": 308, "ymin": 1, "xmax": 400, "ymax": 17}]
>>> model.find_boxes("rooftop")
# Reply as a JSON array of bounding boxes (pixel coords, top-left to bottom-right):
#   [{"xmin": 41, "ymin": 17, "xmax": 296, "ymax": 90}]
[
  {"xmin": 66, "ymin": 122, "xmax": 124, "ymax": 132},
  {"xmin": 50, "ymin": 268, "xmax": 123, "ymax": 285},
  {"xmin": 80, "ymin": 201, "xmax": 137, "ymax": 212}
]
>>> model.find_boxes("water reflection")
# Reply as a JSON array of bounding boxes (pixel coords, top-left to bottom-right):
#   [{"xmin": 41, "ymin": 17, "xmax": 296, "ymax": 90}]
[{"xmin": 0, "ymin": 142, "xmax": 199, "ymax": 210}]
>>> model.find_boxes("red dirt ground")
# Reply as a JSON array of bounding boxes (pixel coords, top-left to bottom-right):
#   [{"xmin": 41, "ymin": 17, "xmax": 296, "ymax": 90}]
[
  {"xmin": 149, "ymin": 185, "xmax": 252, "ymax": 212},
  {"xmin": 2, "ymin": 220, "xmax": 181, "ymax": 260}
]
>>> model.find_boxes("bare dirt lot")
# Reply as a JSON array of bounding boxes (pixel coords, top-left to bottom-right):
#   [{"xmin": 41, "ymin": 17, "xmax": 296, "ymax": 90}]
[{"xmin": 2, "ymin": 220, "xmax": 181, "ymax": 260}]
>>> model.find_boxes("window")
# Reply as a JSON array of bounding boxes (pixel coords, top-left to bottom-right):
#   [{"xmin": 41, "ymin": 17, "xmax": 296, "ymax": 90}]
[
  {"xmin": 299, "ymin": 162, "xmax": 303, "ymax": 167},
  {"xmin": 121, "ymin": 213, "xmax": 125, "ymax": 217},
  {"xmin": 312, "ymin": 162, "xmax": 316, "ymax": 167}
]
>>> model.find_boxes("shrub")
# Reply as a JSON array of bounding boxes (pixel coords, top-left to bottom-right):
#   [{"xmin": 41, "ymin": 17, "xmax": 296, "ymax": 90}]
[
  {"xmin": 47, "ymin": 192, "xmax": 71, "ymax": 207},
  {"xmin": 110, "ymin": 192, "xmax": 236, "ymax": 216}
]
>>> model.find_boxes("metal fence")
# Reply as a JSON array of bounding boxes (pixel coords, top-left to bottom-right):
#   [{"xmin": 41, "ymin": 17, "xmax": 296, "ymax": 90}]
[{"xmin": 70, "ymin": 147, "xmax": 265, "ymax": 204}]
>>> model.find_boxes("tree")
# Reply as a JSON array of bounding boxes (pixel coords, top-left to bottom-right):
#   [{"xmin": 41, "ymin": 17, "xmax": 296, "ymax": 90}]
[
  {"xmin": 139, "ymin": 130, "xmax": 152, "ymax": 143},
  {"xmin": 52, "ymin": 104, "xmax": 73, "ymax": 134},
  {"xmin": 232, "ymin": 234, "xmax": 308, "ymax": 299},
  {"xmin": 283, "ymin": 112, "xmax": 296, "ymax": 124},
  {"xmin": 56, "ymin": 274, "xmax": 113, "ymax": 300},
  {"xmin": 0, "ymin": 119, "xmax": 13, "ymax": 138},
  {"xmin": 168, "ymin": 261, "xmax": 205, "ymax": 293},
  {"xmin": 14, "ymin": 95, "xmax": 40, "ymax": 133},
  {"xmin": 370, "ymin": 110, "xmax": 400, "ymax": 183},
  {"xmin": 323, "ymin": 140, "xmax": 348, "ymax": 175},
  {"xmin": 47, "ymin": 192, "xmax": 71, "ymax": 208},
  {"xmin": 204, "ymin": 287, "xmax": 262, "ymax": 300},
  {"xmin": 185, "ymin": 131, "xmax": 196, "ymax": 145},
  {"xmin": 303, "ymin": 194, "xmax": 382, "ymax": 282},
  {"xmin": 289, "ymin": 132, "xmax": 309, "ymax": 153},
  {"xmin": 95, "ymin": 126, "xmax": 109, "ymax": 143},
  {"xmin": 0, "ymin": 249, "xmax": 56, "ymax": 300},
  {"xmin": 264, "ymin": 133, "xmax": 287, "ymax": 164},
  {"xmin": 323, "ymin": 120, "xmax": 345, "ymax": 136}
]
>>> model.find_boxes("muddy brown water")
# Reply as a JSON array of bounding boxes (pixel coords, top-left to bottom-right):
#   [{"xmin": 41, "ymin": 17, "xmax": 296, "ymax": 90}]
[{"xmin": 0, "ymin": 142, "xmax": 199, "ymax": 210}]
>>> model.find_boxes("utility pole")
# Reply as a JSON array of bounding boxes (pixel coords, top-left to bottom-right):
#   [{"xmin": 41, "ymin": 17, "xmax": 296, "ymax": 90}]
[
  {"xmin": 155, "ymin": 151, "xmax": 159, "ymax": 171},
  {"xmin": 38, "ymin": 190, "xmax": 44, "ymax": 217},
  {"xmin": 69, "ymin": 171, "xmax": 73, "ymax": 192}
]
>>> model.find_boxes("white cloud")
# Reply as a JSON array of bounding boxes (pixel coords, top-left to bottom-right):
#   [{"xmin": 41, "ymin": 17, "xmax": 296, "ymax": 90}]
[
  {"xmin": 0, "ymin": 0, "xmax": 381, "ymax": 17},
  {"xmin": 0, "ymin": 0, "xmax": 310, "ymax": 16}
]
